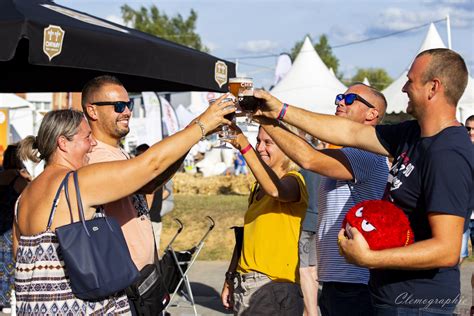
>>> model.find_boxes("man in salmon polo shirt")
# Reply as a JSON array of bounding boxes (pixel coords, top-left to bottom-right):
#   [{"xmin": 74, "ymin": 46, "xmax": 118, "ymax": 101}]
[{"xmin": 81, "ymin": 75, "xmax": 183, "ymax": 272}]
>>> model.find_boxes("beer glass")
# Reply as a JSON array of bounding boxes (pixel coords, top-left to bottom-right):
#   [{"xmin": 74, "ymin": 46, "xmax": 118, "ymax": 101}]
[
  {"xmin": 209, "ymin": 97, "xmax": 236, "ymax": 148},
  {"xmin": 228, "ymin": 77, "xmax": 259, "ymax": 124}
]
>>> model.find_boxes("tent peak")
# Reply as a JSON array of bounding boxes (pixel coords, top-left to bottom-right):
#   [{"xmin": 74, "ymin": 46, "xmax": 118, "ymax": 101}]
[
  {"xmin": 302, "ymin": 36, "xmax": 313, "ymax": 51},
  {"xmin": 417, "ymin": 23, "xmax": 446, "ymax": 54}
]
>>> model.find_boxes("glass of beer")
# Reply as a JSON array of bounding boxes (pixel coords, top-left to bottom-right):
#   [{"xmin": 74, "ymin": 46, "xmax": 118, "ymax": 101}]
[
  {"xmin": 209, "ymin": 97, "xmax": 236, "ymax": 148},
  {"xmin": 228, "ymin": 77, "xmax": 259, "ymax": 124}
]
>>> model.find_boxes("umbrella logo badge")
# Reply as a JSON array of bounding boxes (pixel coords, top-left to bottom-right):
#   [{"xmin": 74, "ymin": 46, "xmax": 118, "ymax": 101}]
[
  {"xmin": 43, "ymin": 25, "xmax": 65, "ymax": 61},
  {"xmin": 215, "ymin": 61, "xmax": 228, "ymax": 88}
]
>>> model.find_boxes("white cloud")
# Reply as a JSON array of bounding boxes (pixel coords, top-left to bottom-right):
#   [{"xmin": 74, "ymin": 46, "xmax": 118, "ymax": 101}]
[
  {"xmin": 367, "ymin": 5, "xmax": 473, "ymax": 35},
  {"xmin": 423, "ymin": 0, "xmax": 470, "ymax": 5},
  {"xmin": 238, "ymin": 40, "xmax": 279, "ymax": 54},
  {"xmin": 329, "ymin": 26, "xmax": 365, "ymax": 44}
]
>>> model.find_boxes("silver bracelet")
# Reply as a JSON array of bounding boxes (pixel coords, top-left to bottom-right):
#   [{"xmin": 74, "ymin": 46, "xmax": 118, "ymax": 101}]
[{"xmin": 194, "ymin": 120, "xmax": 206, "ymax": 141}]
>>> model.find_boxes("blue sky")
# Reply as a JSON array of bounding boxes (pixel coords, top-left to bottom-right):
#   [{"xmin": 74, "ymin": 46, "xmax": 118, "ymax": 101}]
[{"xmin": 56, "ymin": 0, "xmax": 474, "ymax": 89}]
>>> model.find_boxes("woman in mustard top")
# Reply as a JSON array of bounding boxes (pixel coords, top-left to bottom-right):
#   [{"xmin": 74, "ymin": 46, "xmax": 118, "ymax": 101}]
[{"xmin": 221, "ymin": 125, "xmax": 308, "ymax": 315}]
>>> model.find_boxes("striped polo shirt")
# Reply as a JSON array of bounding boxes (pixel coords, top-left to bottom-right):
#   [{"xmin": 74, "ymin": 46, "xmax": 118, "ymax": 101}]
[{"xmin": 316, "ymin": 147, "xmax": 388, "ymax": 284}]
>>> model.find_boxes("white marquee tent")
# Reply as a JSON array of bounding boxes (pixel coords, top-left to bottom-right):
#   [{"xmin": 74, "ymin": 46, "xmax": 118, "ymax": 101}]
[
  {"xmin": 270, "ymin": 37, "xmax": 346, "ymax": 115},
  {"xmin": 382, "ymin": 23, "xmax": 474, "ymax": 121}
]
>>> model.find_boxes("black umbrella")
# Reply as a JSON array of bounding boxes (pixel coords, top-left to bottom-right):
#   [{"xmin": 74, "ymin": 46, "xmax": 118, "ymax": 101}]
[{"xmin": 0, "ymin": 0, "xmax": 235, "ymax": 92}]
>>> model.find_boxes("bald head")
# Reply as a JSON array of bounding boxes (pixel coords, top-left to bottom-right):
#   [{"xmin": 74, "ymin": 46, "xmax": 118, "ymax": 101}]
[
  {"xmin": 353, "ymin": 83, "xmax": 386, "ymax": 122},
  {"xmin": 336, "ymin": 83, "xmax": 387, "ymax": 125}
]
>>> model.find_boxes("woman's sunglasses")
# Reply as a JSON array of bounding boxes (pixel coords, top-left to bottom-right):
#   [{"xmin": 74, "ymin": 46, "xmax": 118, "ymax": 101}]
[
  {"xmin": 91, "ymin": 100, "xmax": 134, "ymax": 113},
  {"xmin": 335, "ymin": 93, "xmax": 375, "ymax": 109}
]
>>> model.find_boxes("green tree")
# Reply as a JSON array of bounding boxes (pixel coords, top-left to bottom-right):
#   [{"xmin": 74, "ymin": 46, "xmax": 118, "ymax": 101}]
[
  {"xmin": 350, "ymin": 68, "xmax": 393, "ymax": 91},
  {"xmin": 121, "ymin": 4, "xmax": 209, "ymax": 52},
  {"xmin": 290, "ymin": 34, "xmax": 340, "ymax": 77}
]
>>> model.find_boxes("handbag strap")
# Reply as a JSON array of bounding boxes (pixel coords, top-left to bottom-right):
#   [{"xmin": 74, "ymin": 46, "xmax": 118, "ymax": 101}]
[
  {"xmin": 63, "ymin": 172, "xmax": 75, "ymax": 223},
  {"xmin": 46, "ymin": 171, "xmax": 73, "ymax": 231},
  {"xmin": 71, "ymin": 171, "xmax": 114, "ymax": 237}
]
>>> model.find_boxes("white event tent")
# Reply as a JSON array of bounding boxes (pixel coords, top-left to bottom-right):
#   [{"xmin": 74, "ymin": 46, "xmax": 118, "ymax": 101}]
[
  {"xmin": 270, "ymin": 37, "xmax": 346, "ymax": 115},
  {"xmin": 382, "ymin": 23, "xmax": 474, "ymax": 121}
]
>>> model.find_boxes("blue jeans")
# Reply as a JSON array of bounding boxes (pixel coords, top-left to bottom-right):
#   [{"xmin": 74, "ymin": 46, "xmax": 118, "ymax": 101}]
[
  {"xmin": 373, "ymin": 304, "xmax": 456, "ymax": 316},
  {"xmin": 320, "ymin": 282, "xmax": 374, "ymax": 316}
]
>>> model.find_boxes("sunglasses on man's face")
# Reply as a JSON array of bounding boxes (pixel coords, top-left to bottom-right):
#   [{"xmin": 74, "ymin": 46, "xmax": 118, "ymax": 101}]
[
  {"xmin": 467, "ymin": 126, "xmax": 473, "ymax": 133},
  {"xmin": 335, "ymin": 93, "xmax": 375, "ymax": 109},
  {"xmin": 91, "ymin": 100, "xmax": 134, "ymax": 113}
]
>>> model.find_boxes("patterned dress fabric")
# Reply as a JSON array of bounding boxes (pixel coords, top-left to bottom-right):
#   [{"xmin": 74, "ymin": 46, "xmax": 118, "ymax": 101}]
[
  {"xmin": 0, "ymin": 229, "xmax": 14, "ymax": 307},
  {"xmin": 15, "ymin": 231, "xmax": 131, "ymax": 315}
]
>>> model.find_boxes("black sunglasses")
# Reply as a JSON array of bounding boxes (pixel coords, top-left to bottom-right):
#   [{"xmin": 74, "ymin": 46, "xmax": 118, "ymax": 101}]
[
  {"xmin": 91, "ymin": 100, "xmax": 134, "ymax": 113},
  {"xmin": 335, "ymin": 93, "xmax": 375, "ymax": 109},
  {"xmin": 467, "ymin": 126, "xmax": 473, "ymax": 133}
]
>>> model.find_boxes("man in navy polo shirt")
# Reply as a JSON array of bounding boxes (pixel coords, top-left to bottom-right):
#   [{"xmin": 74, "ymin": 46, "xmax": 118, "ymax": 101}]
[{"xmin": 253, "ymin": 48, "xmax": 473, "ymax": 315}]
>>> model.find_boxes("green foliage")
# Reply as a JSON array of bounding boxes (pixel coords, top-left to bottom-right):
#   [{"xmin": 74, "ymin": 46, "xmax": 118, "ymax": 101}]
[
  {"xmin": 121, "ymin": 4, "xmax": 209, "ymax": 52},
  {"xmin": 290, "ymin": 34, "xmax": 340, "ymax": 77},
  {"xmin": 350, "ymin": 68, "xmax": 393, "ymax": 91}
]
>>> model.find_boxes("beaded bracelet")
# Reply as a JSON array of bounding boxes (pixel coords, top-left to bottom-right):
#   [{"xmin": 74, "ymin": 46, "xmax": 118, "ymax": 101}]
[
  {"xmin": 240, "ymin": 144, "xmax": 252, "ymax": 155},
  {"xmin": 277, "ymin": 103, "xmax": 289, "ymax": 120}
]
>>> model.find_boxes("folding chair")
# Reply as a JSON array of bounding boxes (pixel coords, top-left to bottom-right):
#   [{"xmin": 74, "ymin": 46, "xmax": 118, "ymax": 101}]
[{"xmin": 161, "ymin": 216, "xmax": 215, "ymax": 316}]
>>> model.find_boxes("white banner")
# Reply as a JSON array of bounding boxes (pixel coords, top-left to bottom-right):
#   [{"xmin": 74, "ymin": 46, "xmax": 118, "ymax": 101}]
[
  {"xmin": 142, "ymin": 92, "xmax": 163, "ymax": 144},
  {"xmin": 160, "ymin": 96, "xmax": 179, "ymax": 136}
]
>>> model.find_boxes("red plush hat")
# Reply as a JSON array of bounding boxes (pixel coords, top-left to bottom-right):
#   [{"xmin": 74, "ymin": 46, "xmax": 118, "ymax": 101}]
[{"xmin": 342, "ymin": 200, "xmax": 414, "ymax": 250}]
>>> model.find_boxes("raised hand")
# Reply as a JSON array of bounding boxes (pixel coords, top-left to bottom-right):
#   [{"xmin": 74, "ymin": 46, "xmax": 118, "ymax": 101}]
[
  {"xmin": 198, "ymin": 94, "xmax": 236, "ymax": 135},
  {"xmin": 225, "ymin": 124, "xmax": 248, "ymax": 151},
  {"xmin": 253, "ymin": 89, "xmax": 285, "ymax": 119}
]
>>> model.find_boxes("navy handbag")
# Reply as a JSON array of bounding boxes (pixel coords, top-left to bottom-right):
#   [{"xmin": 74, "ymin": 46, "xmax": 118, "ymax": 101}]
[{"xmin": 55, "ymin": 171, "xmax": 139, "ymax": 300}]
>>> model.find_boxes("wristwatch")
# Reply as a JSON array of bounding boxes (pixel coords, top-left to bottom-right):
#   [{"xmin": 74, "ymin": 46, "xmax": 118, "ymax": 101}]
[{"xmin": 225, "ymin": 271, "xmax": 236, "ymax": 282}]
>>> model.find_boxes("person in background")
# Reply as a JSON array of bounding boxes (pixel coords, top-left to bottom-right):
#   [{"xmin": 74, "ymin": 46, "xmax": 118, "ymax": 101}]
[
  {"xmin": 221, "ymin": 125, "xmax": 308, "ymax": 315},
  {"xmin": 298, "ymin": 136, "xmax": 324, "ymax": 316},
  {"xmin": 135, "ymin": 143, "xmax": 164, "ymax": 255},
  {"xmin": 234, "ymin": 151, "xmax": 247, "ymax": 176},
  {"xmin": 0, "ymin": 144, "xmax": 31, "ymax": 314},
  {"xmin": 461, "ymin": 115, "xmax": 474, "ymax": 262},
  {"xmin": 135, "ymin": 145, "xmax": 175, "ymax": 257}
]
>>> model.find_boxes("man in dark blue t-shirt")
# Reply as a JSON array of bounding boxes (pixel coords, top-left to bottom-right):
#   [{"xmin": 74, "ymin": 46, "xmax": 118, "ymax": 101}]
[{"xmin": 253, "ymin": 48, "xmax": 473, "ymax": 315}]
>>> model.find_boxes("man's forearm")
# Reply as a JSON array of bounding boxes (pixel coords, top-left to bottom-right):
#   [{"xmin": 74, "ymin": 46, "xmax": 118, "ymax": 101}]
[
  {"xmin": 262, "ymin": 122, "xmax": 355, "ymax": 180},
  {"xmin": 282, "ymin": 106, "xmax": 389, "ymax": 156},
  {"xmin": 366, "ymin": 237, "xmax": 460, "ymax": 270}
]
